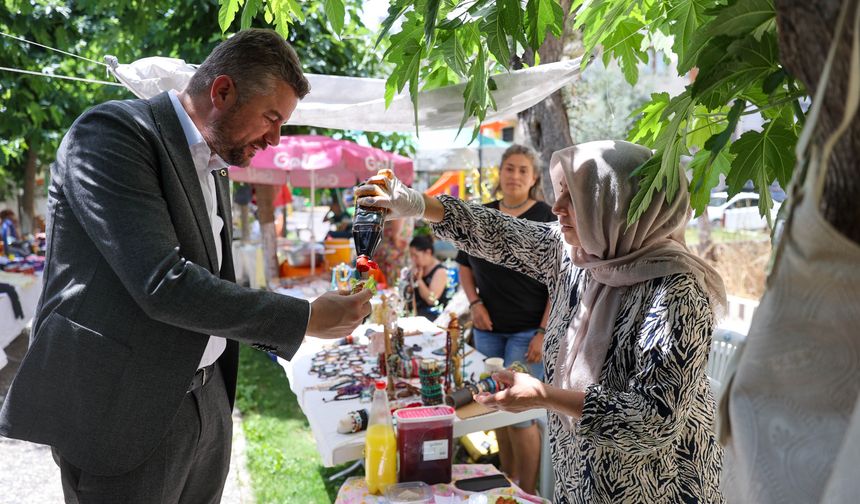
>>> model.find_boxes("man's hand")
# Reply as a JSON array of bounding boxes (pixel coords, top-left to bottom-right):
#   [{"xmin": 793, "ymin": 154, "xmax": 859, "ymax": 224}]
[
  {"xmin": 470, "ymin": 303, "xmax": 493, "ymax": 331},
  {"xmin": 305, "ymin": 289, "xmax": 373, "ymax": 339}
]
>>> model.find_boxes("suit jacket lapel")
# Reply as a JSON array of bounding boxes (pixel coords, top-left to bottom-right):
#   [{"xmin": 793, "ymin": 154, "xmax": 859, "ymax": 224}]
[
  {"xmin": 149, "ymin": 92, "xmax": 220, "ymax": 274},
  {"xmin": 213, "ymin": 170, "xmax": 236, "ymax": 282}
]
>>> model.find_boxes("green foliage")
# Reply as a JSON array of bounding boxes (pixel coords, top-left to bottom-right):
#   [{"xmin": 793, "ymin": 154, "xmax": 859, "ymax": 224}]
[
  {"xmin": 726, "ymin": 120, "xmax": 795, "ymax": 222},
  {"xmin": 601, "ymin": 16, "xmax": 647, "ymax": 85},
  {"xmin": 2, "ymin": 0, "xmax": 414, "ymax": 204},
  {"xmin": 525, "ymin": 0, "xmax": 564, "ymax": 49},
  {"xmin": 223, "ymin": 0, "xmax": 566, "ymax": 139},
  {"xmin": 323, "ymin": 0, "xmax": 346, "ymax": 36},
  {"xmin": 577, "ymin": 0, "xmax": 806, "ymax": 222},
  {"xmin": 1, "ymin": 0, "xmax": 223, "ymax": 200},
  {"xmin": 689, "ymin": 147, "xmax": 733, "ymax": 211},
  {"xmin": 217, "ymin": 0, "xmax": 417, "ymax": 153},
  {"xmin": 567, "ymin": 61, "xmax": 653, "ymax": 143},
  {"xmin": 225, "ymin": 0, "xmax": 806, "ymax": 226}
]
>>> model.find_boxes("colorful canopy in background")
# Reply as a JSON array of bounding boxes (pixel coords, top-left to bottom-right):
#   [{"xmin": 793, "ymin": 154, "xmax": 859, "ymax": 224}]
[{"xmin": 228, "ymin": 135, "xmax": 414, "ymax": 188}]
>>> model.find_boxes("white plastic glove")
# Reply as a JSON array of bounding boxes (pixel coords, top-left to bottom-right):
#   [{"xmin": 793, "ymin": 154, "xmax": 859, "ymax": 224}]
[{"xmin": 355, "ymin": 173, "xmax": 425, "ymax": 220}]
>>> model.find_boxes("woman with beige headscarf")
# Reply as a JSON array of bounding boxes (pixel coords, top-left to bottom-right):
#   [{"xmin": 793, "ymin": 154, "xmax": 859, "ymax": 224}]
[{"xmin": 357, "ymin": 140, "xmax": 726, "ymax": 503}]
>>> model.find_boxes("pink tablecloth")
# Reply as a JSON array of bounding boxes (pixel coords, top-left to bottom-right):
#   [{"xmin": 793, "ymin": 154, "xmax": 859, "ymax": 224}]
[{"xmin": 334, "ymin": 464, "xmax": 548, "ymax": 504}]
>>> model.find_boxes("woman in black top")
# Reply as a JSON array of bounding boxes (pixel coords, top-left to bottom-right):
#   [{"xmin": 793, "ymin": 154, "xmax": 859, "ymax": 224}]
[
  {"xmin": 456, "ymin": 144, "xmax": 554, "ymax": 495},
  {"xmin": 408, "ymin": 235, "xmax": 449, "ymax": 320}
]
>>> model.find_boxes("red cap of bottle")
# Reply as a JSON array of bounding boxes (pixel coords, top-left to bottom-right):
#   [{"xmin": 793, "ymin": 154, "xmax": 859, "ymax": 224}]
[{"xmin": 375, "ymin": 380, "xmax": 386, "ymax": 390}]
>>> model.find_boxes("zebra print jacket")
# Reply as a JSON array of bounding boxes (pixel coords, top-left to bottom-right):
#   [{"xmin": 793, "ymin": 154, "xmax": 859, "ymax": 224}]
[{"xmin": 432, "ymin": 195, "xmax": 724, "ymax": 504}]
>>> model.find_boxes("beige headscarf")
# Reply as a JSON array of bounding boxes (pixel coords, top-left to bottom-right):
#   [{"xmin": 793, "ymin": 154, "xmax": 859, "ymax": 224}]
[{"xmin": 550, "ymin": 141, "xmax": 726, "ymax": 422}]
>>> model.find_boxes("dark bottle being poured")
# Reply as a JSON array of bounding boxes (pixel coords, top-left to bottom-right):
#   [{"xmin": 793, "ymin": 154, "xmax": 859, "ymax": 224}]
[
  {"xmin": 352, "ymin": 208, "xmax": 384, "ymax": 258},
  {"xmin": 353, "ymin": 170, "xmax": 393, "ymax": 273}
]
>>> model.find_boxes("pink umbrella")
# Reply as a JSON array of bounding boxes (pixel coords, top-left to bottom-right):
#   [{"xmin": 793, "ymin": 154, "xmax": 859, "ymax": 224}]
[
  {"xmin": 228, "ymin": 135, "xmax": 413, "ymax": 187},
  {"xmin": 229, "ymin": 135, "xmax": 413, "ymax": 275}
]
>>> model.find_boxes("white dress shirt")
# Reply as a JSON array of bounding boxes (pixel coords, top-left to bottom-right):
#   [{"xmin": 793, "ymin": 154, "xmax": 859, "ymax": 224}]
[{"xmin": 168, "ymin": 91, "xmax": 227, "ymax": 369}]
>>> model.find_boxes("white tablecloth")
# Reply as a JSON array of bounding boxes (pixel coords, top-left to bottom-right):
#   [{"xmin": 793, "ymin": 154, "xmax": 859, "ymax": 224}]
[
  {"xmin": 0, "ymin": 272, "xmax": 42, "ymax": 370},
  {"xmin": 277, "ymin": 316, "xmax": 545, "ymax": 467}
]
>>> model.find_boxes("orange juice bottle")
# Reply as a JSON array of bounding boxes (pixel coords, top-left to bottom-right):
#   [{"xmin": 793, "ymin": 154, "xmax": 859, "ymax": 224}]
[{"xmin": 365, "ymin": 380, "xmax": 397, "ymax": 494}]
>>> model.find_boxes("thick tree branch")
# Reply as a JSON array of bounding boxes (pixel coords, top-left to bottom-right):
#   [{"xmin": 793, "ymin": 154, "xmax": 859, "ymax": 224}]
[
  {"xmin": 776, "ymin": 0, "xmax": 860, "ymax": 244},
  {"xmin": 515, "ymin": 0, "xmax": 574, "ymax": 204}
]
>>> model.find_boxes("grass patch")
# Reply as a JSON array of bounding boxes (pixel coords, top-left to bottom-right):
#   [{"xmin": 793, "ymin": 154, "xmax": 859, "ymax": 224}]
[{"xmin": 235, "ymin": 345, "xmax": 355, "ymax": 503}]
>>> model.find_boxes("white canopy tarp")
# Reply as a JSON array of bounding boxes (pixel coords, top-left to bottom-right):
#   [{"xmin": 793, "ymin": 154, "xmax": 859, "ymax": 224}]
[
  {"xmin": 107, "ymin": 56, "xmax": 582, "ymax": 133},
  {"xmin": 415, "ymin": 130, "xmax": 511, "ymax": 172}
]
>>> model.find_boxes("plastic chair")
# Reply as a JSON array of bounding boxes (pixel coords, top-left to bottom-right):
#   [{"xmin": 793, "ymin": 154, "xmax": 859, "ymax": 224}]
[{"xmin": 707, "ymin": 328, "xmax": 746, "ymax": 397}]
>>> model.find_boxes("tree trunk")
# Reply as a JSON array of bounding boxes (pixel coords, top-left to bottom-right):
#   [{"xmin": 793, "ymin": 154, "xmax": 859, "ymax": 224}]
[
  {"xmin": 21, "ymin": 137, "xmax": 38, "ymax": 235},
  {"xmin": 253, "ymin": 183, "xmax": 279, "ymax": 283},
  {"xmin": 775, "ymin": 0, "xmax": 860, "ymax": 244},
  {"xmin": 697, "ymin": 213, "xmax": 713, "ymax": 254},
  {"xmin": 515, "ymin": 0, "xmax": 574, "ymax": 204}
]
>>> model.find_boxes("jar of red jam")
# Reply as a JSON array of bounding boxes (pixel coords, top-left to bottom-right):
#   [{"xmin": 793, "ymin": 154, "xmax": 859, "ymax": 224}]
[{"xmin": 393, "ymin": 405, "xmax": 455, "ymax": 485}]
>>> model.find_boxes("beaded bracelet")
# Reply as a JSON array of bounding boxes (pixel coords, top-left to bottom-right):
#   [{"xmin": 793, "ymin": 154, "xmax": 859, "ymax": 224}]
[{"xmin": 323, "ymin": 384, "xmax": 365, "ymax": 402}]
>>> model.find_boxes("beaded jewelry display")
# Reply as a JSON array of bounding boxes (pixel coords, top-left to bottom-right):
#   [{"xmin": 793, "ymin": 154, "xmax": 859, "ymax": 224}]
[
  {"xmin": 419, "ymin": 359, "xmax": 444, "ymax": 405},
  {"xmin": 309, "ymin": 345, "xmax": 367, "ymax": 376},
  {"xmin": 380, "ymin": 326, "xmax": 425, "ymax": 379}
]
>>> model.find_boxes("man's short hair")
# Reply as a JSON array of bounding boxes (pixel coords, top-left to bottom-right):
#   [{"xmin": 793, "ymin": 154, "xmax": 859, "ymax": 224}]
[{"xmin": 186, "ymin": 28, "xmax": 310, "ymax": 103}]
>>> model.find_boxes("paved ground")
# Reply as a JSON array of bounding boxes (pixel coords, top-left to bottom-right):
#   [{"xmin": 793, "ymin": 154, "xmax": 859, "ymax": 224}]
[{"xmin": 0, "ymin": 333, "xmax": 255, "ymax": 504}]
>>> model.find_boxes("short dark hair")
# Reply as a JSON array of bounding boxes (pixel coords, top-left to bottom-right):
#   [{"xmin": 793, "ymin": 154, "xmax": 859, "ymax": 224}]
[
  {"xmin": 186, "ymin": 28, "xmax": 310, "ymax": 103},
  {"xmin": 409, "ymin": 235, "xmax": 434, "ymax": 252},
  {"xmin": 495, "ymin": 144, "xmax": 543, "ymax": 200}
]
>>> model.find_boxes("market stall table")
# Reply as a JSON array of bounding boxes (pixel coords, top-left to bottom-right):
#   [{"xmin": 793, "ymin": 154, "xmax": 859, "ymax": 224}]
[
  {"xmin": 0, "ymin": 272, "xmax": 41, "ymax": 371},
  {"xmin": 334, "ymin": 463, "xmax": 549, "ymax": 504},
  {"xmin": 277, "ymin": 316, "xmax": 547, "ymax": 467}
]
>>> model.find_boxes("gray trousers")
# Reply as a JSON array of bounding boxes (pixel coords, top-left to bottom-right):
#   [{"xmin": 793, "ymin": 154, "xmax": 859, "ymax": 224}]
[{"xmin": 53, "ymin": 363, "xmax": 233, "ymax": 504}]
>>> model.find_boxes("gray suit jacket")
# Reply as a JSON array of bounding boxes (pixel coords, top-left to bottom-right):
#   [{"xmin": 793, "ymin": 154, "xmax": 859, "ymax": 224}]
[{"xmin": 0, "ymin": 92, "xmax": 309, "ymax": 476}]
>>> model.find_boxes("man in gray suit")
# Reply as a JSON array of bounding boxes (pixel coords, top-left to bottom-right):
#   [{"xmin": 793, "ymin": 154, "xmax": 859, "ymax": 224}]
[{"xmin": 0, "ymin": 29, "xmax": 371, "ymax": 503}]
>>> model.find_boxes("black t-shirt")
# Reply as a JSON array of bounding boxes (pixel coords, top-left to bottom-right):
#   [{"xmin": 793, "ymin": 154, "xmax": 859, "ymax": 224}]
[
  {"xmin": 455, "ymin": 201, "xmax": 556, "ymax": 333},
  {"xmin": 415, "ymin": 263, "xmax": 450, "ymax": 319}
]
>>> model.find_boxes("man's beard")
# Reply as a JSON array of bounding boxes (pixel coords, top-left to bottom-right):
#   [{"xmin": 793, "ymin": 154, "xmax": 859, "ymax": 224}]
[{"xmin": 206, "ymin": 109, "xmax": 255, "ymax": 167}]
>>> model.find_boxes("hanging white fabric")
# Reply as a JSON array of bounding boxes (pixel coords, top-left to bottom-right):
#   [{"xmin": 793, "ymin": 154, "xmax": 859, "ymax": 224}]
[{"xmin": 106, "ymin": 56, "xmax": 583, "ymax": 133}]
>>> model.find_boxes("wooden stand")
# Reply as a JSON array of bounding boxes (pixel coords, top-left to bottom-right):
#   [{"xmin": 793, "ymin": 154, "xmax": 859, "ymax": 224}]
[{"xmin": 446, "ymin": 316, "xmax": 463, "ymax": 392}]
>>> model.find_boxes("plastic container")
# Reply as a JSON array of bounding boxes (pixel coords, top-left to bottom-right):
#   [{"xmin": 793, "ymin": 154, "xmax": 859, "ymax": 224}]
[
  {"xmin": 384, "ymin": 481, "xmax": 434, "ymax": 503},
  {"xmin": 365, "ymin": 381, "xmax": 397, "ymax": 495},
  {"xmin": 323, "ymin": 237, "xmax": 353, "ymax": 271},
  {"xmin": 393, "ymin": 405, "xmax": 455, "ymax": 485}
]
